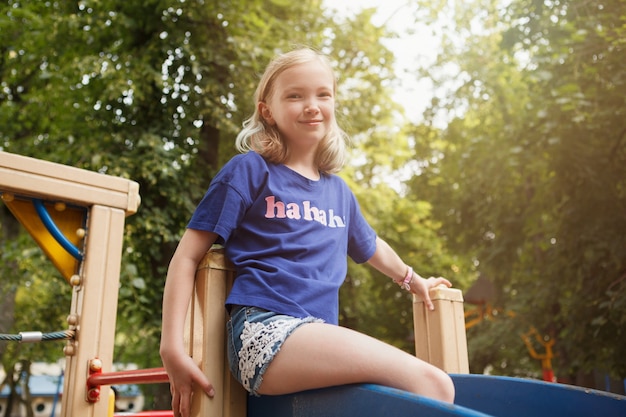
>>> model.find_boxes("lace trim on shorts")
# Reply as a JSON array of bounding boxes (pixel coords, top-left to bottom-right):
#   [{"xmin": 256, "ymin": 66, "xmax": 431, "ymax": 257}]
[{"xmin": 238, "ymin": 316, "xmax": 322, "ymax": 393}]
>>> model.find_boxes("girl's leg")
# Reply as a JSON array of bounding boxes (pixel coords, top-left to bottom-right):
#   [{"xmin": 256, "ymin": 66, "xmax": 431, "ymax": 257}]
[{"xmin": 257, "ymin": 322, "xmax": 454, "ymax": 403}]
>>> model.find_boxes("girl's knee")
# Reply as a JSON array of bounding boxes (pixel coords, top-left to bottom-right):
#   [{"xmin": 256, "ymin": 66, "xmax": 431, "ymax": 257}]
[
  {"xmin": 425, "ymin": 366, "xmax": 455, "ymax": 403},
  {"xmin": 439, "ymin": 372, "xmax": 455, "ymax": 403},
  {"xmin": 400, "ymin": 360, "xmax": 454, "ymax": 403}
]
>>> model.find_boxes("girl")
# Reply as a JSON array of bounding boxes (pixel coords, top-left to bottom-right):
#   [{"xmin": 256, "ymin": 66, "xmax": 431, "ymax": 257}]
[{"xmin": 160, "ymin": 47, "xmax": 455, "ymax": 417}]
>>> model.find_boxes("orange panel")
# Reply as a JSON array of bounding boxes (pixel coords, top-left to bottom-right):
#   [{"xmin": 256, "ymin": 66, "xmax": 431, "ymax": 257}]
[{"xmin": 2, "ymin": 195, "xmax": 85, "ymax": 283}]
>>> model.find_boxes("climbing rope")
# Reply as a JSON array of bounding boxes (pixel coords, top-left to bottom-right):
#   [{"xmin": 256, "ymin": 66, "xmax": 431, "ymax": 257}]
[{"xmin": 0, "ymin": 330, "xmax": 75, "ymax": 343}]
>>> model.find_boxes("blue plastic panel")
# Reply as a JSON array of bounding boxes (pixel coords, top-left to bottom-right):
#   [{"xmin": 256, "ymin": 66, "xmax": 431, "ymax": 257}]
[
  {"xmin": 451, "ymin": 374, "xmax": 626, "ymax": 417},
  {"xmin": 248, "ymin": 374, "xmax": 626, "ymax": 416},
  {"xmin": 249, "ymin": 383, "xmax": 494, "ymax": 417}
]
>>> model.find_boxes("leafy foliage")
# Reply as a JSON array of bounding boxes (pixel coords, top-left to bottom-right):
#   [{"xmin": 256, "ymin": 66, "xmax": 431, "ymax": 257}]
[{"xmin": 410, "ymin": 0, "xmax": 626, "ymax": 380}]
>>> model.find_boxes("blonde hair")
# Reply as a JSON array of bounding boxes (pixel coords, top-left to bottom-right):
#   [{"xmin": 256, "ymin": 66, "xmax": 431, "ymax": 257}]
[{"xmin": 235, "ymin": 47, "xmax": 349, "ymax": 174}]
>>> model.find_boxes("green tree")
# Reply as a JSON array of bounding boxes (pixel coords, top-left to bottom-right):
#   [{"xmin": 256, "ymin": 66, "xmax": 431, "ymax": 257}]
[{"xmin": 408, "ymin": 0, "xmax": 626, "ymax": 382}]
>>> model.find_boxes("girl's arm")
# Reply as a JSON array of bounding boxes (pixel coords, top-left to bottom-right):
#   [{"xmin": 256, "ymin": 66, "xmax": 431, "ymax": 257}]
[
  {"xmin": 160, "ymin": 229, "xmax": 218, "ymax": 417},
  {"xmin": 366, "ymin": 236, "xmax": 451, "ymax": 311}
]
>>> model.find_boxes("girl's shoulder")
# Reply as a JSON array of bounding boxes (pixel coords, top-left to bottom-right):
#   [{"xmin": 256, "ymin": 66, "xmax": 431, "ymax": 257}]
[
  {"xmin": 224, "ymin": 150, "xmax": 266, "ymax": 168},
  {"xmin": 215, "ymin": 151, "xmax": 269, "ymax": 180},
  {"xmin": 210, "ymin": 152, "xmax": 274, "ymax": 204}
]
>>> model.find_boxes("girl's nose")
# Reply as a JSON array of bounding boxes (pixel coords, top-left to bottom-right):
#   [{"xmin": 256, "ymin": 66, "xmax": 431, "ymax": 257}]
[{"xmin": 304, "ymin": 103, "xmax": 319, "ymax": 114}]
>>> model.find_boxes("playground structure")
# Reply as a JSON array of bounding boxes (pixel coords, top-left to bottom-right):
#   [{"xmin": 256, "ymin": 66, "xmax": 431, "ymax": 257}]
[
  {"xmin": 1, "ymin": 151, "xmax": 139, "ymax": 417},
  {"xmin": 1, "ymin": 150, "xmax": 625, "ymax": 417}
]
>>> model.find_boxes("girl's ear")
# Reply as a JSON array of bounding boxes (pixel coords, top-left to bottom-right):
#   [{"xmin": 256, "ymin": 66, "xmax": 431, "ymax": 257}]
[{"xmin": 258, "ymin": 102, "xmax": 275, "ymax": 125}]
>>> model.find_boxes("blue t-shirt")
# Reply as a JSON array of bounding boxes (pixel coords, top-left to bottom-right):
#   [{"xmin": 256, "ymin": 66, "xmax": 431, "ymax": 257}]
[{"xmin": 187, "ymin": 151, "xmax": 377, "ymax": 324}]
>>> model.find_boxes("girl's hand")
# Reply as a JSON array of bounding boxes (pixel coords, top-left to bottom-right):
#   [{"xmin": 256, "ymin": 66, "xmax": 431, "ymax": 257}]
[
  {"xmin": 162, "ymin": 350, "xmax": 215, "ymax": 417},
  {"xmin": 410, "ymin": 274, "xmax": 452, "ymax": 311}
]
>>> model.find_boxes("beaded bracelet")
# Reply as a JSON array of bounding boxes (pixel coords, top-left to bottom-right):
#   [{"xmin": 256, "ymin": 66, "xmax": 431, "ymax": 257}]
[{"xmin": 398, "ymin": 266, "xmax": 413, "ymax": 291}]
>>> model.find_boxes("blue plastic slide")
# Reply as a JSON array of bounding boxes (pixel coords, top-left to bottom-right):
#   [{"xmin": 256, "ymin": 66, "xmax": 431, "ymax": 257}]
[
  {"xmin": 452, "ymin": 373, "xmax": 626, "ymax": 417},
  {"xmin": 248, "ymin": 374, "xmax": 626, "ymax": 416},
  {"xmin": 249, "ymin": 383, "xmax": 492, "ymax": 417}
]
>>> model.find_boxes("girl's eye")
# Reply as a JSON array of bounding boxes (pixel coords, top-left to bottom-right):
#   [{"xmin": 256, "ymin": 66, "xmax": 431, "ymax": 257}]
[{"xmin": 287, "ymin": 94, "xmax": 301, "ymax": 99}]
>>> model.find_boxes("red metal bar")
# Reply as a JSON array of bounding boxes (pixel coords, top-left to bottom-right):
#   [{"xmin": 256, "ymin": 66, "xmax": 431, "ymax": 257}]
[{"xmin": 87, "ymin": 367, "xmax": 169, "ymax": 386}]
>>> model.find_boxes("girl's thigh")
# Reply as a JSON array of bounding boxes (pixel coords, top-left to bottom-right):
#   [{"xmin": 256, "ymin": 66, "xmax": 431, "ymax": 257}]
[{"xmin": 258, "ymin": 322, "xmax": 454, "ymax": 402}]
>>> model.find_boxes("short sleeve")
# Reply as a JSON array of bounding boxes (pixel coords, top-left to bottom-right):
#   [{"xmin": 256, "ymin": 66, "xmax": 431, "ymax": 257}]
[
  {"xmin": 346, "ymin": 190, "xmax": 377, "ymax": 264},
  {"xmin": 186, "ymin": 152, "xmax": 268, "ymax": 243},
  {"xmin": 187, "ymin": 180, "xmax": 247, "ymax": 243}
]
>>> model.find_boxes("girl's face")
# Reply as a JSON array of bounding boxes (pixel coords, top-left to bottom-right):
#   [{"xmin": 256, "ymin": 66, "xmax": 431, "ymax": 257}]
[{"xmin": 259, "ymin": 60, "xmax": 335, "ymax": 153}]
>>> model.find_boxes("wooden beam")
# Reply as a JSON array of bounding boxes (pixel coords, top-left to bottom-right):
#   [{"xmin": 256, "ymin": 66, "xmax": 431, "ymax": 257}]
[{"xmin": 0, "ymin": 151, "xmax": 139, "ymax": 215}]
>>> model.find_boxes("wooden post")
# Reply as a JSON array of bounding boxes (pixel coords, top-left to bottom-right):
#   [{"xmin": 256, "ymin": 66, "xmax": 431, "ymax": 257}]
[
  {"xmin": 63, "ymin": 205, "xmax": 127, "ymax": 417},
  {"xmin": 185, "ymin": 248, "xmax": 247, "ymax": 417},
  {"xmin": 413, "ymin": 286, "xmax": 469, "ymax": 374}
]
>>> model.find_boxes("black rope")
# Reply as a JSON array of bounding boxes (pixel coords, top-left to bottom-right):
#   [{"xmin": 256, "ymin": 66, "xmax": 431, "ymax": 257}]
[{"xmin": 0, "ymin": 330, "xmax": 75, "ymax": 343}]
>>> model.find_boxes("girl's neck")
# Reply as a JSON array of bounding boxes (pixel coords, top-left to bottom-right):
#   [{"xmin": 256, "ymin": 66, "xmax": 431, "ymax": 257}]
[
  {"xmin": 284, "ymin": 162, "xmax": 320, "ymax": 181},
  {"xmin": 283, "ymin": 152, "xmax": 320, "ymax": 181}
]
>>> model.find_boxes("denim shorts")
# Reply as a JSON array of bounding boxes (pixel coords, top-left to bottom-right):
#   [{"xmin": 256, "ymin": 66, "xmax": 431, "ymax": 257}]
[{"xmin": 226, "ymin": 305, "xmax": 324, "ymax": 396}]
